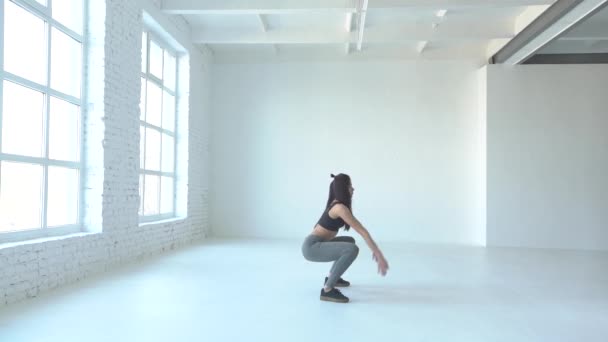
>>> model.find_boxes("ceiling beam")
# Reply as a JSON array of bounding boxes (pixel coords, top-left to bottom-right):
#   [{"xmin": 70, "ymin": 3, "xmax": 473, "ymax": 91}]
[
  {"xmin": 162, "ymin": 0, "xmax": 555, "ymax": 14},
  {"xmin": 192, "ymin": 23, "xmax": 514, "ymax": 44},
  {"xmin": 257, "ymin": 14, "xmax": 269, "ymax": 32},
  {"xmin": 345, "ymin": 13, "xmax": 354, "ymax": 55},
  {"xmin": 345, "ymin": 13, "xmax": 354, "ymax": 32},
  {"xmin": 357, "ymin": 0, "xmax": 369, "ymax": 51},
  {"xmin": 417, "ymin": 41, "xmax": 429, "ymax": 53},
  {"xmin": 416, "ymin": 40, "xmax": 429, "ymax": 54},
  {"xmin": 491, "ymin": 0, "xmax": 608, "ymax": 64}
]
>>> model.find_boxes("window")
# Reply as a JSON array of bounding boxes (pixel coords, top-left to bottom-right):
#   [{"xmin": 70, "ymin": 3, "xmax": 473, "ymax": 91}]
[
  {"xmin": 0, "ymin": 0, "xmax": 85, "ymax": 239},
  {"xmin": 140, "ymin": 31, "xmax": 177, "ymax": 222}
]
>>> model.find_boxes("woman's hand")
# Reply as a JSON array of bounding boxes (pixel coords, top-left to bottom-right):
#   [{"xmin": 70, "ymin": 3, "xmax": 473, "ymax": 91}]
[{"xmin": 373, "ymin": 251, "xmax": 389, "ymax": 276}]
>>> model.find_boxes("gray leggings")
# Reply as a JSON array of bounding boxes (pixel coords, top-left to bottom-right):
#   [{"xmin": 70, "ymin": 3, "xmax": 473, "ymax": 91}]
[{"xmin": 301, "ymin": 235, "xmax": 359, "ymax": 288}]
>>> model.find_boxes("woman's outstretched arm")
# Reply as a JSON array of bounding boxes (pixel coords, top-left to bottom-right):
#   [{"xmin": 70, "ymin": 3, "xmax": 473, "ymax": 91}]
[{"xmin": 333, "ymin": 204, "xmax": 389, "ymax": 276}]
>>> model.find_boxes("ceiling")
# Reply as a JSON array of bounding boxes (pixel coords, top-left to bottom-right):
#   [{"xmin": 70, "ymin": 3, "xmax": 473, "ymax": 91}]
[{"xmin": 160, "ymin": 0, "xmax": 558, "ymax": 62}]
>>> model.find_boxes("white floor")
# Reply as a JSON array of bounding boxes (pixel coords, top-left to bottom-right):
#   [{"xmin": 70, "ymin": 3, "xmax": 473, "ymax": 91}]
[{"xmin": 1, "ymin": 239, "xmax": 607, "ymax": 342}]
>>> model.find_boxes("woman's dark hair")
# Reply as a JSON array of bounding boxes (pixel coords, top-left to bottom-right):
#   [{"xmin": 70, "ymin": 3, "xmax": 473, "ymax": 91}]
[{"xmin": 326, "ymin": 173, "xmax": 352, "ymax": 231}]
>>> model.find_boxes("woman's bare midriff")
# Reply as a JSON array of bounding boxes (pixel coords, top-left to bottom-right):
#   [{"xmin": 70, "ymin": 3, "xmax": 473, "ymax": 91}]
[{"xmin": 311, "ymin": 224, "xmax": 338, "ymax": 240}]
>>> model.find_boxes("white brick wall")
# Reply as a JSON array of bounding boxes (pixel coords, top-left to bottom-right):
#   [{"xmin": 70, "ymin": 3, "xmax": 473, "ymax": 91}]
[{"xmin": 0, "ymin": 0, "xmax": 211, "ymax": 307}]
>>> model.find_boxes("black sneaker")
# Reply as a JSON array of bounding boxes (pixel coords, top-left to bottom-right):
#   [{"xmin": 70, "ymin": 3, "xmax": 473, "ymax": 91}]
[
  {"xmin": 325, "ymin": 277, "xmax": 351, "ymax": 287},
  {"xmin": 320, "ymin": 288, "xmax": 349, "ymax": 303}
]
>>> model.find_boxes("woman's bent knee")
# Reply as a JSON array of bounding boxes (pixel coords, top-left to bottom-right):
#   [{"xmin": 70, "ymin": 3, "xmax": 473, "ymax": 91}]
[{"xmin": 348, "ymin": 243, "xmax": 359, "ymax": 257}]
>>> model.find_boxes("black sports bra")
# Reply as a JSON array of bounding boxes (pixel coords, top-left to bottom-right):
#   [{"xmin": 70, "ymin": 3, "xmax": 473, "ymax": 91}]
[{"xmin": 316, "ymin": 202, "xmax": 345, "ymax": 232}]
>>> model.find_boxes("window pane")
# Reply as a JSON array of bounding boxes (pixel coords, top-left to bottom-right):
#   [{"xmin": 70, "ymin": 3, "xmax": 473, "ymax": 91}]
[
  {"xmin": 140, "ymin": 126, "xmax": 145, "ymax": 169},
  {"xmin": 160, "ymin": 176, "xmax": 174, "ymax": 214},
  {"xmin": 52, "ymin": 0, "xmax": 83, "ymax": 34},
  {"xmin": 1, "ymin": 81, "xmax": 45, "ymax": 157},
  {"xmin": 143, "ymin": 175, "xmax": 160, "ymax": 216},
  {"xmin": 149, "ymin": 40, "xmax": 163, "ymax": 80},
  {"xmin": 164, "ymin": 51, "xmax": 176, "ymax": 91},
  {"xmin": 0, "ymin": 162, "xmax": 43, "ymax": 232},
  {"xmin": 51, "ymin": 28, "xmax": 82, "ymax": 98},
  {"xmin": 141, "ymin": 33, "xmax": 147, "ymax": 74},
  {"xmin": 146, "ymin": 81, "xmax": 162, "ymax": 127},
  {"xmin": 145, "ymin": 128, "xmax": 161, "ymax": 171},
  {"xmin": 47, "ymin": 167, "xmax": 79, "ymax": 227},
  {"xmin": 161, "ymin": 134, "xmax": 174, "ymax": 173},
  {"xmin": 4, "ymin": 1, "xmax": 47, "ymax": 85},
  {"xmin": 162, "ymin": 91, "xmax": 175, "ymax": 132},
  {"xmin": 139, "ymin": 175, "xmax": 144, "ymax": 216},
  {"xmin": 140, "ymin": 77, "xmax": 146, "ymax": 120},
  {"xmin": 49, "ymin": 97, "xmax": 80, "ymax": 162}
]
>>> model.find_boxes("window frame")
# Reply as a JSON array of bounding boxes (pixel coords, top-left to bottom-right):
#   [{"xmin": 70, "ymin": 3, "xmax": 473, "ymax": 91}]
[
  {"xmin": 0, "ymin": 0, "xmax": 87, "ymax": 243},
  {"xmin": 139, "ymin": 30, "xmax": 179, "ymax": 224}
]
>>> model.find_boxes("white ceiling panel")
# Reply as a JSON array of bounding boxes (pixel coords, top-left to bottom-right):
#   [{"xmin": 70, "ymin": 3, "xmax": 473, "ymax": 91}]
[
  {"xmin": 264, "ymin": 12, "xmax": 348, "ymax": 30},
  {"xmin": 183, "ymin": 14, "xmax": 260, "ymax": 30}
]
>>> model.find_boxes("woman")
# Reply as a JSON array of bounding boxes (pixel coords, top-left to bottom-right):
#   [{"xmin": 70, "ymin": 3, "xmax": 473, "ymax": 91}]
[{"xmin": 302, "ymin": 173, "xmax": 389, "ymax": 303}]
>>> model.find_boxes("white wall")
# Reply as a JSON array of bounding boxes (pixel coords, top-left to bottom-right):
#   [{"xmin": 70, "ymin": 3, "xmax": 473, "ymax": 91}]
[
  {"xmin": 486, "ymin": 65, "xmax": 608, "ymax": 251},
  {"xmin": 210, "ymin": 61, "xmax": 485, "ymax": 245},
  {"xmin": 0, "ymin": 0, "xmax": 211, "ymax": 306}
]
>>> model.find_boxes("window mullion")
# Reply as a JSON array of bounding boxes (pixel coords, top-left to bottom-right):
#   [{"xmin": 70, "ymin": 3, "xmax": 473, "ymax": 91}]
[
  {"xmin": 2, "ymin": 72, "xmax": 78, "ymax": 105},
  {"xmin": 49, "ymin": 19, "xmax": 83, "ymax": 44},
  {"xmin": 12, "ymin": 0, "xmax": 51, "ymax": 19},
  {"xmin": 140, "ymin": 169, "xmax": 174, "ymax": 178},
  {"xmin": 140, "ymin": 120, "xmax": 174, "ymax": 136},
  {"xmin": 0, "ymin": 153, "xmax": 80, "ymax": 168},
  {"xmin": 141, "ymin": 123, "xmax": 147, "ymax": 215},
  {"xmin": 0, "ymin": 0, "xmax": 5, "ymax": 155},
  {"xmin": 172, "ymin": 58, "xmax": 178, "ymax": 215},
  {"xmin": 158, "ymin": 46, "xmax": 165, "ymax": 214},
  {"xmin": 147, "ymin": 34, "xmax": 151, "ymax": 76},
  {"xmin": 148, "ymin": 74, "xmax": 163, "ymax": 87},
  {"xmin": 0, "ymin": 77, "xmax": 3, "ymax": 157},
  {"xmin": 141, "ymin": 173, "xmax": 146, "ymax": 216},
  {"xmin": 14, "ymin": 1, "xmax": 82, "ymax": 42},
  {"xmin": 42, "ymin": 15, "xmax": 53, "ymax": 230},
  {"xmin": 163, "ymin": 86, "xmax": 175, "ymax": 97},
  {"xmin": 79, "ymin": 0, "xmax": 88, "ymax": 227},
  {"xmin": 144, "ymin": 33, "xmax": 152, "ymax": 214}
]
